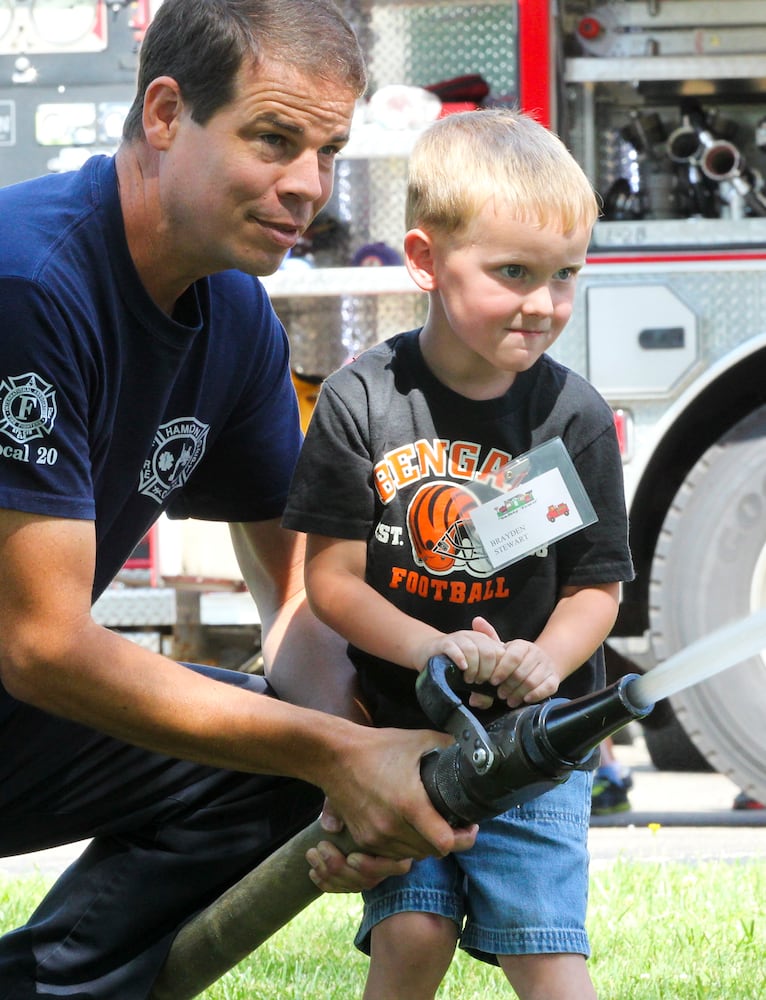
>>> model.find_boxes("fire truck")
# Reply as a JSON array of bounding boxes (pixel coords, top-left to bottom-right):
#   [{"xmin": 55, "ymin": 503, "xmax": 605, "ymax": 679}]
[
  {"xmin": 1, "ymin": 0, "xmax": 765, "ymax": 802},
  {"xmin": 0, "ymin": 0, "xmax": 152, "ymax": 186},
  {"xmin": 524, "ymin": 0, "xmax": 766, "ymax": 805}
]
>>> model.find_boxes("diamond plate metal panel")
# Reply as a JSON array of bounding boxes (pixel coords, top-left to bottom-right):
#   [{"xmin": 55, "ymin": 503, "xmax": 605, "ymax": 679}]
[
  {"xmin": 92, "ymin": 587, "xmax": 177, "ymax": 627},
  {"xmin": 557, "ymin": 264, "xmax": 766, "ymax": 387},
  {"xmin": 278, "ymin": 291, "xmax": 426, "ymax": 377},
  {"xmin": 283, "ymin": 1, "xmax": 518, "ymax": 374},
  {"xmin": 113, "ymin": 630, "xmax": 164, "ymax": 653},
  {"xmin": 363, "ymin": 1, "xmax": 517, "ymax": 97}
]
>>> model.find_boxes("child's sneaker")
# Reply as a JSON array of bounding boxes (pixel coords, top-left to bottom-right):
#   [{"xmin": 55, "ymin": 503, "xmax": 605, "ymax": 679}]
[
  {"xmin": 591, "ymin": 772, "xmax": 631, "ymax": 814},
  {"xmin": 617, "ymin": 766, "xmax": 633, "ymax": 792}
]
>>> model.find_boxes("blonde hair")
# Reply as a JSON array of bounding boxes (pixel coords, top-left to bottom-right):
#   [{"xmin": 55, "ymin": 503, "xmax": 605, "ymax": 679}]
[{"xmin": 406, "ymin": 108, "xmax": 599, "ymax": 237}]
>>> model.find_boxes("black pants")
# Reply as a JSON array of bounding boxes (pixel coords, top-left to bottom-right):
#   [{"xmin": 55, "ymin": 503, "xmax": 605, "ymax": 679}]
[{"xmin": 0, "ymin": 664, "xmax": 323, "ymax": 999}]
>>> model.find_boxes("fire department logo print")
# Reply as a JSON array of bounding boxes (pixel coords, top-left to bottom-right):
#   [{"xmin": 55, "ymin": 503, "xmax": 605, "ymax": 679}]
[
  {"xmin": 407, "ymin": 481, "xmax": 492, "ymax": 577},
  {"xmin": 0, "ymin": 372, "xmax": 57, "ymax": 444},
  {"xmin": 139, "ymin": 417, "xmax": 209, "ymax": 504}
]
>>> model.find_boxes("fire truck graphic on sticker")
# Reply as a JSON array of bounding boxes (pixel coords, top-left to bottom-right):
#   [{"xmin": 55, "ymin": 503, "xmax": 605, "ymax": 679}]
[
  {"xmin": 546, "ymin": 502, "xmax": 570, "ymax": 522},
  {"xmin": 0, "ymin": 371, "xmax": 57, "ymax": 444},
  {"xmin": 495, "ymin": 491, "xmax": 534, "ymax": 519},
  {"xmin": 139, "ymin": 417, "xmax": 209, "ymax": 504}
]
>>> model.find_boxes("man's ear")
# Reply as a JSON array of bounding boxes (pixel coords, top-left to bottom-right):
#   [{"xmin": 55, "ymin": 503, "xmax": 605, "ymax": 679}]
[
  {"xmin": 141, "ymin": 76, "xmax": 184, "ymax": 150},
  {"xmin": 404, "ymin": 228, "xmax": 438, "ymax": 292}
]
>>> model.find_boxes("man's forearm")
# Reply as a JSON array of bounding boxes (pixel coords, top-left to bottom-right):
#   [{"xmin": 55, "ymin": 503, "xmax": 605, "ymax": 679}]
[
  {"xmin": 2, "ymin": 615, "xmax": 355, "ymax": 780},
  {"xmin": 262, "ymin": 591, "xmax": 372, "ymax": 723}
]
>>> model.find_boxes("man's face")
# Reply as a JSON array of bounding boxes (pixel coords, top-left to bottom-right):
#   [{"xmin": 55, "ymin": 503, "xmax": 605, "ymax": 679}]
[{"xmin": 158, "ymin": 58, "xmax": 356, "ymax": 280}]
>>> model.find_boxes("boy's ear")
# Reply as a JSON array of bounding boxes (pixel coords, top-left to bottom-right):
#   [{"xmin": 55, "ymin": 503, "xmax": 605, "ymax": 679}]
[{"xmin": 404, "ymin": 229, "xmax": 438, "ymax": 291}]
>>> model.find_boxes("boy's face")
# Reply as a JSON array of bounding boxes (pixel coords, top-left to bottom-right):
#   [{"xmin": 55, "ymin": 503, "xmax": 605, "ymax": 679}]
[{"xmin": 417, "ymin": 200, "xmax": 591, "ymax": 392}]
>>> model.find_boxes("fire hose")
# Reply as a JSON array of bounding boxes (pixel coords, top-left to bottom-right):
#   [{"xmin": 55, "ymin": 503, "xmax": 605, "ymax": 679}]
[
  {"xmin": 150, "ymin": 607, "xmax": 766, "ymax": 998},
  {"xmin": 149, "ymin": 658, "xmax": 654, "ymax": 999}
]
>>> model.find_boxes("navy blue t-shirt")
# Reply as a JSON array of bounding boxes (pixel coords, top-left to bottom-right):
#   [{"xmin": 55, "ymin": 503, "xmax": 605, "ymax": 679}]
[{"xmin": 0, "ymin": 155, "xmax": 301, "ymax": 600}]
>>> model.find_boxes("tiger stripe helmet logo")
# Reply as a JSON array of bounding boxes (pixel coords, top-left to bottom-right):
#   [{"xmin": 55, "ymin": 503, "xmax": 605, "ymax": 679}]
[{"xmin": 407, "ymin": 480, "xmax": 486, "ymax": 575}]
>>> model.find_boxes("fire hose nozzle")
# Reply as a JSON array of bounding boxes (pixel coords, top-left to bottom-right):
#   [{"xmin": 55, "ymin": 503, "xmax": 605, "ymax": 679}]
[{"xmin": 417, "ymin": 656, "xmax": 654, "ymax": 827}]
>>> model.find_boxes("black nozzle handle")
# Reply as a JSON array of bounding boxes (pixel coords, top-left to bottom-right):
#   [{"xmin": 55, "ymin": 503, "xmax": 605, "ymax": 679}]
[{"xmin": 416, "ymin": 655, "xmax": 496, "ymax": 774}]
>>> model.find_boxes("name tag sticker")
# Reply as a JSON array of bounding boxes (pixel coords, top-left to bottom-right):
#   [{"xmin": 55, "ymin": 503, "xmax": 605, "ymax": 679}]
[{"xmin": 467, "ymin": 438, "xmax": 597, "ymax": 570}]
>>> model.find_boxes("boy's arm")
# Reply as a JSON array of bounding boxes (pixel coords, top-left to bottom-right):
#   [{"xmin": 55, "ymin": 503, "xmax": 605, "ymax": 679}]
[
  {"xmin": 304, "ymin": 534, "xmax": 442, "ymax": 672},
  {"xmin": 489, "ymin": 582, "xmax": 620, "ymax": 707},
  {"xmin": 305, "ymin": 534, "xmax": 507, "ymax": 677},
  {"xmin": 535, "ymin": 582, "xmax": 621, "ymax": 674}
]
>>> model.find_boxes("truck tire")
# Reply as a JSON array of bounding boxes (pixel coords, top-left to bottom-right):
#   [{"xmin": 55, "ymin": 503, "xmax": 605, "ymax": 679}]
[
  {"xmin": 641, "ymin": 702, "xmax": 713, "ymax": 772},
  {"xmin": 604, "ymin": 642, "xmax": 710, "ymax": 769},
  {"xmin": 649, "ymin": 405, "xmax": 766, "ymax": 804}
]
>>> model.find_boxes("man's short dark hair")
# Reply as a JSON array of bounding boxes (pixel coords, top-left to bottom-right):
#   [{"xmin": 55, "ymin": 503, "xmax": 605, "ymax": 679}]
[{"xmin": 122, "ymin": 0, "xmax": 366, "ymax": 141}]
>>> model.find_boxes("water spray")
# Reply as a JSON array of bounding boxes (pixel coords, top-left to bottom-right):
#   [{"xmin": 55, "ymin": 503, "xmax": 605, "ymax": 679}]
[
  {"xmin": 150, "ymin": 609, "xmax": 766, "ymax": 999},
  {"xmin": 629, "ymin": 608, "xmax": 766, "ymax": 706}
]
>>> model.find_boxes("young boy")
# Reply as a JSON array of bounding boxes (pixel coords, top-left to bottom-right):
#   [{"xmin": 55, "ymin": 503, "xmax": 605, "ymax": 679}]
[{"xmin": 283, "ymin": 109, "xmax": 634, "ymax": 1000}]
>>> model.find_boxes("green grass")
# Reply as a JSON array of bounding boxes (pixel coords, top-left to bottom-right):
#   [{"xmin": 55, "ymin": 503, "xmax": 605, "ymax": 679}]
[{"xmin": 2, "ymin": 859, "xmax": 765, "ymax": 998}]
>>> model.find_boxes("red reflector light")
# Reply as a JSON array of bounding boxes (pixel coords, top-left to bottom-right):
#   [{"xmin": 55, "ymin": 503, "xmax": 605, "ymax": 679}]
[{"xmin": 612, "ymin": 408, "xmax": 631, "ymax": 460}]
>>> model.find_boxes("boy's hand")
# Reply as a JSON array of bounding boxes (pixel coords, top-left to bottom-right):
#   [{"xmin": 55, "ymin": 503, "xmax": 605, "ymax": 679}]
[
  {"xmin": 306, "ymin": 830, "xmax": 413, "ymax": 893},
  {"xmin": 490, "ymin": 638, "xmax": 562, "ymax": 707},
  {"xmin": 416, "ymin": 615, "xmax": 505, "ymax": 689}
]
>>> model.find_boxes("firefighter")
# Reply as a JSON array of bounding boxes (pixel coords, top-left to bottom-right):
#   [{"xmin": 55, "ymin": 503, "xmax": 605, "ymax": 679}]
[{"xmin": 0, "ymin": 2, "xmax": 477, "ymax": 996}]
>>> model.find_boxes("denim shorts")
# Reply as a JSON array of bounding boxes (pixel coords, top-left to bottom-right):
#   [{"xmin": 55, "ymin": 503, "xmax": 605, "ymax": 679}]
[{"xmin": 355, "ymin": 769, "xmax": 593, "ymax": 965}]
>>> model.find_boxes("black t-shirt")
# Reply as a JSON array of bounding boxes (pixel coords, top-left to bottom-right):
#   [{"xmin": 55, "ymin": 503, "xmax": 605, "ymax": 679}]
[{"xmin": 284, "ymin": 330, "xmax": 634, "ymax": 728}]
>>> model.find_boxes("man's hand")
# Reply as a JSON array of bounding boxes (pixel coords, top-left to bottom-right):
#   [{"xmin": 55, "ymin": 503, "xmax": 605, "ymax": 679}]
[{"xmin": 318, "ymin": 727, "xmax": 478, "ymax": 865}]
